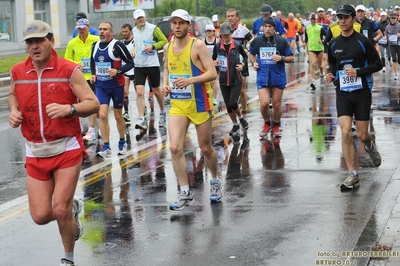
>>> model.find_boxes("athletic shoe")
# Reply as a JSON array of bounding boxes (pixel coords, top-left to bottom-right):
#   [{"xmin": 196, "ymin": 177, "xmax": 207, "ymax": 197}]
[
  {"xmin": 240, "ymin": 138, "xmax": 250, "ymax": 151},
  {"xmin": 72, "ymin": 197, "xmax": 83, "ymax": 241},
  {"xmin": 382, "ymin": 67, "xmax": 386, "ymax": 73},
  {"xmin": 260, "ymin": 123, "xmax": 271, "ymax": 138},
  {"xmin": 123, "ymin": 112, "xmax": 131, "ymax": 123},
  {"xmin": 169, "ymin": 190, "xmax": 194, "ymax": 211},
  {"xmin": 229, "ymin": 124, "xmax": 240, "ymax": 136},
  {"xmin": 272, "ymin": 125, "xmax": 281, "ymax": 139},
  {"xmin": 60, "ymin": 258, "xmax": 76, "ymax": 266},
  {"xmin": 310, "ymin": 81, "xmax": 316, "ymax": 90},
  {"xmin": 159, "ymin": 111, "xmax": 167, "ymax": 127},
  {"xmin": 394, "ymin": 73, "xmax": 399, "ymax": 80},
  {"xmin": 320, "ymin": 73, "xmax": 324, "ymax": 78},
  {"xmin": 340, "ymin": 171, "xmax": 360, "ymax": 191},
  {"xmin": 210, "ymin": 179, "xmax": 222, "ymax": 203},
  {"xmin": 82, "ymin": 131, "xmax": 96, "ymax": 144},
  {"xmin": 365, "ymin": 143, "xmax": 381, "ymax": 167},
  {"xmin": 135, "ymin": 117, "xmax": 148, "ymax": 130},
  {"xmin": 97, "ymin": 144, "xmax": 111, "ymax": 158},
  {"xmin": 118, "ymin": 140, "xmax": 127, "ymax": 155},
  {"xmin": 239, "ymin": 117, "xmax": 249, "ymax": 130}
]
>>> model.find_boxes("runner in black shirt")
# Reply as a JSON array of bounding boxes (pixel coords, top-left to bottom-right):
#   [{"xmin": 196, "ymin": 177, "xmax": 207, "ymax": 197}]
[{"xmin": 326, "ymin": 5, "xmax": 382, "ymax": 191}]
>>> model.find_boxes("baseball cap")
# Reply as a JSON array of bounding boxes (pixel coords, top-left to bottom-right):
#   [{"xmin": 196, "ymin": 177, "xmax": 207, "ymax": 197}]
[
  {"xmin": 133, "ymin": 9, "xmax": 146, "ymax": 19},
  {"xmin": 219, "ymin": 22, "xmax": 232, "ymax": 35},
  {"xmin": 212, "ymin": 14, "xmax": 219, "ymax": 22},
  {"xmin": 390, "ymin": 13, "xmax": 398, "ymax": 18},
  {"xmin": 75, "ymin": 12, "xmax": 87, "ymax": 20},
  {"xmin": 310, "ymin": 14, "xmax": 317, "ymax": 19},
  {"xmin": 205, "ymin": 24, "xmax": 215, "ymax": 31},
  {"xmin": 23, "ymin": 20, "xmax": 53, "ymax": 41},
  {"xmin": 75, "ymin": 18, "xmax": 89, "ymax": 29},
  {"xmin": 327, "ymin": 8, "xmax": 333, "ymax": 12},
  {"xmin": 317, "ymin": 7, "xmax": 324, "ymax": 12},
  {"xmin": 381, "ymin": 11, "xmax": 387, "ymax": 16},
  {"xmin": 272, "ymin": 12, "xmax": 277, "ymax": 17},
  {"xmin": 396, "ymin": 5, "xmax": 400, "ymax": 10},
  {"xmin": 336, "ymin": 5, "xmax": 356, "ymax": 16},
  {"xmin": 260, "ymin": 4, "xmax": 272, "ymax": 15},
  {"xmin": 331, "ymin": 11, "xmax": 336, "ymax": 15},
  {"xmin": 355, "ymin": 5, "xmax": 366, "ymax": 12},
  {"xmin": 169, "ymin": 9, "xmax": 191, "ymax": 22}
]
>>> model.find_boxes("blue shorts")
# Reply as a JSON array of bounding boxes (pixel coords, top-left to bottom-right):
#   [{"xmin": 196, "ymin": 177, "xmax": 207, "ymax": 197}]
[
  {"xmin": 286, "ymin": 37, "xmax": 296, "ymax": 43},
  {"xmin": 96, "ymin": 86, "xmax": 124, "ymax": 109}
]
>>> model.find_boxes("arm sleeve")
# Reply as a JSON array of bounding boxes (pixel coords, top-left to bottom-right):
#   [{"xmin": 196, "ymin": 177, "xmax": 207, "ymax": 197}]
[
  {"xmin": 114, "ymin": 42, "xmax": 135, "ymax": 73},
  {"xmin": 90, "ymin": 43, "xmax": 96, "ymax": 75},
  {"xmin": 356, "ymin": 39, "xmax": 383, "ymax": 76},
  {"xmin": 153, "ymin": 27, "xmax": 168, "ymax": 49},
  {"xmin": 304, "ymin": 30, "xmax": 308, "ymax": 43},
  {"xmin": 327, "ymin": 42, "xmax": 337, "ymax": 77},
  {"xmin": 239, "ymin": 44, "xmax": 248, "ymax": 62}
]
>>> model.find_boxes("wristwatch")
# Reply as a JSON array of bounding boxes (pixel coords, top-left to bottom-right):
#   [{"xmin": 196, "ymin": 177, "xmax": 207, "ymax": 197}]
[
  {"xmin": 281, "ymin": 56, "xmax": 285, "ymax": 62},
  {"xmin": 117, "ymin": 69, "xmax": 123, "ymax": 76},
  {"xmin": 70, "ymin": 104, "xmax": 77, "ymax": 116}
]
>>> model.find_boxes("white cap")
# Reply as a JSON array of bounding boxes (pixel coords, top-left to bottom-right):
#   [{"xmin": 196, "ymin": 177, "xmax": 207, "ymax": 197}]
[
  {"xmin": 355, "ymin": 5, "xmax": 366, "ymax": 12},
  {"xmin": 205, "ymin": 25, "xmax": 215, "ymax": 31},
  {"xmin": 212, "ymin": 14, "xmax": 218, "ymax": 22},
  {"xmin": 317, "ymin": 7, "xmax": 324, "ymax": 12},
  {"xmin": 271, "ymin": 11, "xmax": 276, "ymax": 17},
  {"xmin": 133, "ymin": 9, "xmax": 146, "ymax": 19},
  {"xmin": 170, "ymin": 9, "xmax": 191, "ymax": 22},
  {"xmin": 381, "ymin": 11, "xmax": 387, "ymax": 16},
  {"xmin": 331, "ymin": 11, "xmax": 336, "ymax": 15},
  {"xmin": 327, "ymin": 8, "xmax": 333, "ymax": 12},
  {"xmin": 396, "ymin": 5, "xmax": 400, "ymax": 9}
]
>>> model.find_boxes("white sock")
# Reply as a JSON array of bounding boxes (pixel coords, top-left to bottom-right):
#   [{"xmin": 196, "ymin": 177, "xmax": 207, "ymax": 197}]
[
  {"xmin": 181, "ymin": 185, "xmax": 189, "ymax": 194},
  {"xmin": 63, "ymin": 251, "xmax": 74, "ymax": 262},
  {"xmin": 88, "ymin": 127, "xmax": 95, "ymax": 133}
]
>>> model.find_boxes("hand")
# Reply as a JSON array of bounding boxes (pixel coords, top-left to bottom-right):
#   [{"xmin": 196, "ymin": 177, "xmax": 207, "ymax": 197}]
[
  {"xmin": 46, "ymin": 103, "xmax": 71, "ymax": 119},
  {"xmin": 107, "ymin": 68, "xmax": 118, "ymax": 77},
  {"xmin": 253, "ymin": 62, "xmax": 260, "ymax": 71},
  {"xmin": 173, "ymin": 77, "xmax": 191, "ymax": 89},
  {"xmin": 161, "ymin": 85, "xmax": 170, "ymax": 97},
  {"xmin": 235, "ymin": 64, "xmax": 243, "ymax": 71},
  {"xmin": 144, "ymin": 45, "xmax": 153, "ymax": 53},
  {"xmin": 90, "ymin": 75, "xmax": 96, "ymax": 84},
  {"xmin": 325, "ymin": 73, "xmax": 335, "ymax": 83},
  {"xmin": 9, "ymin": 109, "xmax": 23, "ymax": 128}
]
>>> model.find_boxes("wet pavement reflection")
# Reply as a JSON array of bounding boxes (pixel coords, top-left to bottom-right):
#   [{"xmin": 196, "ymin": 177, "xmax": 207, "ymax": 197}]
[{"xmin": 2, "ymin": 52, "xmax": 400, "ymax": 265}]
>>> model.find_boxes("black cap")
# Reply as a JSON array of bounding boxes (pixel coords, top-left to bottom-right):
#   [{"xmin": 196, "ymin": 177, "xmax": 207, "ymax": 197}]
[
  {"xmin": 260, "ymin": 4, "xmax": 272, "ymax": 15},
  {"xmin": 310, "ymin": 14, "xmax": 317, "ymax": 19},
  {"xmin": 336, "ymin": 5, "xmax": 356, "ymax": 17},
  {"xmin": 390, "ymin": 13, "xmax": 398, "ymax": 18},
  {"xmin": 263, "ymin": 17, "xmax": 276, "ymax": 28},
  {"xmin": 75, "ymin": 12, "xmax": 87, "ymax": 20},
  {"xmin": 305, "ymin": 12, "xmax": 310, "ymax": 16}
]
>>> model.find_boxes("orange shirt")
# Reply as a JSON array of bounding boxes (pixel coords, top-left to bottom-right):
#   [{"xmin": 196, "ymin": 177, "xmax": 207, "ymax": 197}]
[{"xmin": 285, "ymin": 19, "xmax": 298, "ymax": 38}]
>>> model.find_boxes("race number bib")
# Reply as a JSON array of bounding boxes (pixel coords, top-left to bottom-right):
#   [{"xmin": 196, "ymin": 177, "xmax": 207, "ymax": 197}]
[
  {"xmin": 260, "ymin": 47, "xmax": 276, "ymax": 64},
  {"xmin": 206, "ymin": 45, "xmax": 214, "ymax": 55},
  {"xmin": 95, "ymin": 62, "xmax": 112, "ymax": 81},
  {"xmin": 169, "ymin": 74, "xmax": 192, "ymax": 100},
  {"xmin": 338, "ymin": 69, "xmax": 362, "ymax": 92},
  {"xmin": 142, "ymin": 40, "xmax": 156, "ymax": 55},
  {"xmin": 378, "ymin": 38, "xmax": 387, "ymax": 45},
  {"xmin": 389, "ymin": 34, "xmax": 398, "ymax": 45},
  {"xmin": 81, "ymin": 58, "xmax": 91, "ymax": 73},
  {"xmin": 217, "ymin": 55, "xmax": 228, "ymax": 72}
]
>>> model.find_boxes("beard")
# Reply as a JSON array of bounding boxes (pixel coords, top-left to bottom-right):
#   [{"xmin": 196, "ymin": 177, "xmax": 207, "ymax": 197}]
[{"xmin": 174, "ymin": 28, "xmax": 189, "ymax": 39}]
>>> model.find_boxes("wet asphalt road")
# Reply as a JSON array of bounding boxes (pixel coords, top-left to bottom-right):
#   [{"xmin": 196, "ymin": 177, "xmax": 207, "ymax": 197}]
[{"xmin": 1, "ymin": 52, "xmax": 400, "ymax": 266}]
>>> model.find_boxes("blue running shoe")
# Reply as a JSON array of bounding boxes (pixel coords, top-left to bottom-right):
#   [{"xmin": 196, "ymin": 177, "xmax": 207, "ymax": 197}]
[
  {"xmin": 210, "ymin": 179, "xmax": 222, "ymax": 203},
  {"xmin": 170, "ymin": 190, "xmax": 194, "ymax": 211},
  {"xmin": 118, "ymin": 140, "xmax": 127, "ymax": 155}
]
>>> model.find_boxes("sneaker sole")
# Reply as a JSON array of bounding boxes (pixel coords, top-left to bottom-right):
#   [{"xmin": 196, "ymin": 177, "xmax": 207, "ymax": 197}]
[
  {"xmin": 74, "ymin": 198, "xmax": 83, "ymax": 241},
  {"xmin": 169, "ymin": 199, "xmax": 195, "ymax": 211},
  {"xmin": 340, "ymin": 182, "xmax": 360, "ymax": 191},
  {"xmin": 135, "ymin": 124, "xmax": 148, "ymax": 130},
  {"xmin": 96, "ymin": 152, "xmax": 111, "ymax": 158},
  {"xmin": 210, "ymin": 196, "xmax": 222, "ymax": 203}
]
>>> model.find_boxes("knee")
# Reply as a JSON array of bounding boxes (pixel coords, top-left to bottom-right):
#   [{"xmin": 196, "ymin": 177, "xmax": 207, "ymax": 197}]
[
  {"xmin": 99, "ymin": 112, "xmax": 108, "ymax": 121},
  {"xmin": 227, "ymin": 103, "xmax": 238, "ymax": 112},
  {"xmin": 169, "ymin": 143, "xmax": 183, "ymax": 157},
  {"xmin": 341, "ymin": 128, "xmax": 352, "ymax": 143},
  {"xmin": 199, "ymin": 144, "xmax": 214, "ymax": 157},
  {"xmin": 357, "ymin": 130, "xmax": 370, "ymax": 142},
  {"xmin": 136, "ymin": 88, "xmax": 145, "ymax": 98},
  {"xmin": 30, "ymin": 210, "xmax": 53, "ymax": 225},
  {"xmin": 53, "ymin": 202, "xmax": 71, "ymax": 222}
]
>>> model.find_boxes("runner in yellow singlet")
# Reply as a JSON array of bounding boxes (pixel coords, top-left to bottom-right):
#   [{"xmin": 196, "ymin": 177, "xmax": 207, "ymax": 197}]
[{"xmin": 162, "ymin": 9, "xmax": 220, "ymax": 211}]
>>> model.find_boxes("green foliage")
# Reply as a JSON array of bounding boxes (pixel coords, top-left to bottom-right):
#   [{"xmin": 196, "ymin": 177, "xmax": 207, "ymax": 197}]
[{"xmin": 0, "ymin": 49, "xmax": 65, "ymax": 74}]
